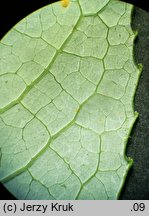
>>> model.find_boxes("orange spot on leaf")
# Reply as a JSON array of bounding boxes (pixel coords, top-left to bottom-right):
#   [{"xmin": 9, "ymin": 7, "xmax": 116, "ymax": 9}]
[{"xmin": 61, "ymin": 0, "xmax": 70, "ymax": 8}]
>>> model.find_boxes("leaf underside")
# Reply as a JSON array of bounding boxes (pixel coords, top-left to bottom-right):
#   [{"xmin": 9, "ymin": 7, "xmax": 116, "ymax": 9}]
[{"xmin": 0, "ymin": 0, "xmax": 141, "ymax": 200}]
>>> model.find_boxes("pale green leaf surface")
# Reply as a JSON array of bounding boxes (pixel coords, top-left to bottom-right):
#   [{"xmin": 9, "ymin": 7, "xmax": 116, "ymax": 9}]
[{"xmin": 0, "ymin": 0, "xmax": 141, "ymax": 199}]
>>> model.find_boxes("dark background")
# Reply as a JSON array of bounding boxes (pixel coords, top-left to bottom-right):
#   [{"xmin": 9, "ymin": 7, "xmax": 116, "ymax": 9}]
[{"xmin": 0, "ymin": 0, "xmax": 148, "ymax": 200}]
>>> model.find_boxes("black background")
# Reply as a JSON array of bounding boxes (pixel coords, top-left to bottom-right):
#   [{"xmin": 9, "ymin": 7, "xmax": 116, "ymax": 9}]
[{"xmin": 0, "ymin": 0, "xmax": 149, "ymax": 200}]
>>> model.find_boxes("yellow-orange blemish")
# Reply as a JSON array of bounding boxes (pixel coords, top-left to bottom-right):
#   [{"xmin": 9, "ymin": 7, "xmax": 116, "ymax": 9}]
[{"xmin": 61, "ymin": 0, "xmax": 70, "ymax": 8}]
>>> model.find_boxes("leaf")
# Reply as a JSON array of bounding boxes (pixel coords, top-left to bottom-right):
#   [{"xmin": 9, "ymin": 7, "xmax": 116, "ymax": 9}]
[{"xmin": 0, "ymin": 0, "xmax": 141, "ymax": 200}]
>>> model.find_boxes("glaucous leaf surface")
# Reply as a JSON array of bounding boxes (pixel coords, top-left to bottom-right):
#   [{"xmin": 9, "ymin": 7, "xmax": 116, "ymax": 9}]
[{"xmin": 0, "ymin": 0, "xmax": 141, "ymax": 199}]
